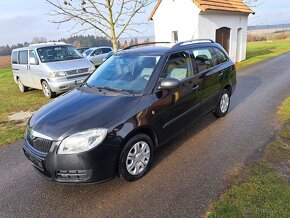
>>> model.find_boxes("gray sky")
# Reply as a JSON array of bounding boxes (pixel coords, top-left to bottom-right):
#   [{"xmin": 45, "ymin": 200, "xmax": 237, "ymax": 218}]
[{"xmin": 0, "ymin": 0, "xmax": 290, "ymax": 45}]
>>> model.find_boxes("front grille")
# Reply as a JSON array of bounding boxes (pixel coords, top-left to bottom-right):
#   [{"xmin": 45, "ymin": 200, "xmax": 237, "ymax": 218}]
[
  {"xmin": 66, "ymin": 68, "xmax": 89, "ymax": 75},
  {"xmin": 27, "ymin": 137, "xmax": 53, "ymax": 153}
]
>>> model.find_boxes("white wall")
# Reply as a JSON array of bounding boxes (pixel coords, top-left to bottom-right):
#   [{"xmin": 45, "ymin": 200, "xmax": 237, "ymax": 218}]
[
  {"xmin": 197, "ymin": 12, "xmax": 249, "ymax": 62},
  {"xmin": 152, "ymin": 0, "xmax": 250, "ymax": 63},
  {"xmin": 153, "ymin": 0, "xmax": 200, "ymax": 42}
]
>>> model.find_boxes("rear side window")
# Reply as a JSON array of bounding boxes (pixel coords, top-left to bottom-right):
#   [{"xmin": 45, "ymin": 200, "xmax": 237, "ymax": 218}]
[
  {"xmin": 19, "ymin": 50, "xmax": 28, "ymax": 65},
  {"xmin": 101, "ymin": 48, "xmax": 112, "ymax": 53},
  {"xmin": 161, "ymin": 51, "xmax": 192, "ymax": 81},
  {"xmin": 192, "ymin": 47, "xmax": 219, "ymax": 73},
  {"xmin": 12, "ymin": 51, "xmax": 18, "ymax": 64},
  {"xmin": 92, "ymin": 49, "xmax": 102, "ymax": 56},
  {"xmin": 213, "ymin": 48, "xmax": 228, "ymax": 64}
]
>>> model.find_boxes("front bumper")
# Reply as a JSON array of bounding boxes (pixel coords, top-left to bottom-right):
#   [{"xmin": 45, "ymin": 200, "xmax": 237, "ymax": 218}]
[
  {"xmin": 47, "ymin": 73, "xmax": 90, "ymax": 93},
  {"xmin": 23, "ymin": 138, "xmax": 120, "ymax": 183}
]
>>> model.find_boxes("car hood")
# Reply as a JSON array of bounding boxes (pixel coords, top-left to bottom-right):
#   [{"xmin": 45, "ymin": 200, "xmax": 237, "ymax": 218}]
[
  {"xmin": 30, "ymin": 87, "xmax": 140, "ymax": 140},
  {"xmin": 44, "ymin": 58, "xmax": 94, "ymax": 72}
]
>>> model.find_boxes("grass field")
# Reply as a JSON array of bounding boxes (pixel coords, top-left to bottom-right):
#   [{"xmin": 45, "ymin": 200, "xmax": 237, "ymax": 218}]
[
  {"xmin": 0, "ymin": 68, "xmax": 50, "ymax": 145},
  {"xmin": 237, "ymin": 40, "xmax": 290, "ymax": 69},
  {"xmin": 0, "ymin": 40, "xmax": 290, "ymax": 146},
  {"xmin": 207, "ymin": 98, "xmax": 290, "ymax": 218}
]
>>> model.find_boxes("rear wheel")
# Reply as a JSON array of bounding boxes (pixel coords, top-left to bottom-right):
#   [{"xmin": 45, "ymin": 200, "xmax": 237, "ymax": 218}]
[
  {"xmin": 17, "ymin": 78, "xmax": 28, "ymax": 93},
  {"xmin": 213, "ymin": 89, "xmax": 231, "ymax": 118},
  {"xmin": 119, "ymin": 134, "xmax": 154, "ymax": 182},
  {"xmin": 41, "ymin": 81, "xmax": 56, "ymax": 98}
]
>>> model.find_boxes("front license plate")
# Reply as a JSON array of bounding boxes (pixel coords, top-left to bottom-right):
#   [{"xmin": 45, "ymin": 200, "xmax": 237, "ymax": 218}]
[{"xmin": 24, "ymin": 151, "xmax": 44, "ymax": 170}]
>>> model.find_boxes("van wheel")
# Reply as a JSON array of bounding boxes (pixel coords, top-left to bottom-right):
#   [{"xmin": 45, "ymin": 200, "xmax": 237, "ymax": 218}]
[
  {"xmin": 17, "ymin": 78, "xmax": 28, "ymax": 93},
  {"xmin": 213, "ymin": 89, "xmax": 231, "ymax": 118},
  {"xmin": 119, "ymin": 134, "xmax": 154, "ymax": 182},
  {"xmin": 41, "ymin": 81, "xmax": 55, "ymax": 98}
]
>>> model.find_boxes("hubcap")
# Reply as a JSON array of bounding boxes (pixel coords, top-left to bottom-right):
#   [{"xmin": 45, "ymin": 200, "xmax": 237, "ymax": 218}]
[
  {"xmin": 42, "ymin": 83, "xmax": 50, "ymax": 97},
  {"xmin": 126, "ymin": 141, "xmax": 150, "ymax": 176},
  {"xmin": 220, "ymin": 93, "xmax": 230, "ymax": 113}
]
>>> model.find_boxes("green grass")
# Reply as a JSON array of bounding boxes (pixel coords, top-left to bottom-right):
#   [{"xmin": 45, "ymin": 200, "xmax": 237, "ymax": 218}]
[
  {"xmin": 0, "ymin": 68, "xmax": 50, "ymax": 145},
  {"xmin": 207, "ymin": 97, "xmax": 290, "ymax": 217},
  {"xmin": 278, "ymin": 97, "xmax": 290, "ymax": 124},
  {"xmin": 237, "ymin": 40, "xmax": 290, "ymax": 69}
]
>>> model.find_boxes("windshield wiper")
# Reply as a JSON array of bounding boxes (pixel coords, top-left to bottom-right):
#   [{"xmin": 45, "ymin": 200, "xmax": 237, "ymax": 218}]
[{"xmin": 93, "ymin": 86, "xmax": 132, "ymax": 95}]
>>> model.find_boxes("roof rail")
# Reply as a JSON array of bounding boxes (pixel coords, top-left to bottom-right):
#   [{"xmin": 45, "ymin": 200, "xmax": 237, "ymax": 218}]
[
  {"xmin": 172, "ymin": 39, "xmax": 214, "ymax": 49},
  {"xmin": 123, "ymin": 42, "xmax": 171, "ymax": 50}
]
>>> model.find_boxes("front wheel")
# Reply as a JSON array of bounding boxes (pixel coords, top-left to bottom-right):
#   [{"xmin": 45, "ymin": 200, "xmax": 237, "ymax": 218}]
[
  {"xmin": 41, "ymin": 81, "xmax": 56, "ymax": 98},
  {"xmin": 119, "ymin": 134, "xmax": 154, "ymax": 182},
  {"xmin": 213, "ymin": 89, "xmax": 231, "ymax": 118}
]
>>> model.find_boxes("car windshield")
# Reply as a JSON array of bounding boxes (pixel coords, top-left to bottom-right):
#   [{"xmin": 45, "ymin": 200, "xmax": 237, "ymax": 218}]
[
  {"xmin": 86, "ymin": 54, "xmax": 161, "ymax": 93},
  {"xmin": 37, "ymin": 46, "xmax": 83, "ymax": 63},
  {"xmin": 83, "ymin": 49, "xmax": 94, "ymax": 57}
]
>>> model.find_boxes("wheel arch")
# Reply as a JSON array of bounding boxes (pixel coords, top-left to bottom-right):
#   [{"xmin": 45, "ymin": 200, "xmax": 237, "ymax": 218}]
[{"xmin": 223, "ymin": 84, "xmax": 232, "ymax": 96}]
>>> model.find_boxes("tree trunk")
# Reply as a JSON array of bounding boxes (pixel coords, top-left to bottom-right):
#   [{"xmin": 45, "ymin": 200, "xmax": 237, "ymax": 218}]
[{"xmin": 111, "ymin": 38, "xmax": 118, "ymax": 53}]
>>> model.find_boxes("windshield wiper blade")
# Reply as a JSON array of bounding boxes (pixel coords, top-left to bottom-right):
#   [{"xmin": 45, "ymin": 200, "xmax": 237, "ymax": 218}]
[{"xmin": 93, "ymin": 86, "xmax": 131, "ymax": 95}]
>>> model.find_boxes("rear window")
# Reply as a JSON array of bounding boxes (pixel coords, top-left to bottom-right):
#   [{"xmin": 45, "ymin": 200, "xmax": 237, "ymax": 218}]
[
  {"xmin": 12, "ymin": 51, "xmax": 18, "ymax": 64},
  {"xmin": 19, "ymin": 50, "xmax": 28, "ymax": 65}
]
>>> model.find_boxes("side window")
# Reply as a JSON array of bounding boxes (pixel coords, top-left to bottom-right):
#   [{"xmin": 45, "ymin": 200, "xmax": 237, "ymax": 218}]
[
  {"xmin": 193, "ymin": 48, "xmax": 214, "ymax": 73},
  {"xmin": 101, "ymin": 48, "xmax": 112, "ymax": 53},
  {"xmin": 29, "ymin": 50, "xmax": 39, "ymax": 65},
  {"xmin": 12, "ymin": 51, "xmax": 18, "ymax": 64},
  {"xmin": 161, "ymin": 51, "xmax": 192, "ymax": 81},
  {"xmin": 214, "ymin": 48, "xmax": 228, "ymax": 64},
  {"xmin": 19, "ymin": 50, "xmax": 28, "ymax": 65},
  {"xmin": 92, "ymin": 49, "xmax": 102, "ymax": 56}
]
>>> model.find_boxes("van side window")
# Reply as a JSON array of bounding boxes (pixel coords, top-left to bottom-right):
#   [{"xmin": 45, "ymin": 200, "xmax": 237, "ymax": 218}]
[
  {"xmin": 12, "ymin": 51, "xmax": 18, "ymax": 64},
  {"xmin": 19, "ymin": 50, "xmax": 28, "ymax": 65},
  {"xmin": 213, "ymin": 48, "xmax": 228, "ymax": 64},
  {"xmin": 193, "ymin": 48, "xmax": 217, "ymax": 73},
  {"xmin": 161, "ymin": 51, "xmax": 192, "ymax": 81}
]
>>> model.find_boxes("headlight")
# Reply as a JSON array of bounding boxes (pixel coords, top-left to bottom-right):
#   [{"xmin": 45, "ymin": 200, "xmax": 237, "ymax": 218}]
[
  {"xmin": 48, "ymin": 71, "xmax": 67, "ymax": 78},
  {"xmin": 88, "ymin": 66, "xmax": 95, "ymax": 73},
  {"xmin": 57, "ymin": 128, "xmax": 108, "ymax": 154}
]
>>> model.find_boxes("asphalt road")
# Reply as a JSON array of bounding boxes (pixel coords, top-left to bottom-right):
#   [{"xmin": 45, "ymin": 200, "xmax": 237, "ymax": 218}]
[{"xmin": 1, "ymin": 53, "xmax": 290, "ymax": 218}]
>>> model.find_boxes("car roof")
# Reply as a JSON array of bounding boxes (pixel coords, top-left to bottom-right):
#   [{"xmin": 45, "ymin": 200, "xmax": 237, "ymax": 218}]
[{"xmin": 117, "ymin": 41, "xmax": 224, "ymax": 56}]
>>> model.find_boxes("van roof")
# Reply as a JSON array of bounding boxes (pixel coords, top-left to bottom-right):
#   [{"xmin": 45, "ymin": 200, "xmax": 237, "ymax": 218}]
[{"xmin": 12, "ymin": 42, "xmax": 70, "ymax": 51}]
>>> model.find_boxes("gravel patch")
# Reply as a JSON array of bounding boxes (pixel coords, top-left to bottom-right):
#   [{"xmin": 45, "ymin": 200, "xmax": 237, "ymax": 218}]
[{"xmin": 8, "ymin": 111, "xmax": 34, "ymax": 121}]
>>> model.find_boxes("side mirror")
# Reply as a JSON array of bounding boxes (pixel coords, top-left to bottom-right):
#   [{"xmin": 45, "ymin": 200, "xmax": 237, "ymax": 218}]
[
  {"xmin": 30, "ymin": 57, "xmax": 38, "ymax": 65},
  {"xmin": 159, "ymin": 78, "xmax": 180, "ymax": 90}
]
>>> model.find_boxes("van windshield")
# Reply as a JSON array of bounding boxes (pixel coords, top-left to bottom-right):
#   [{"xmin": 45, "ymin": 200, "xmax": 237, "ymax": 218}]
[
  {"xmin": 37, "ymin": 46, "xmax": 83, "ymax": 63},
  {"xmin": 85, "ymin": 54, "xmax": 161, "ymax": 93}
]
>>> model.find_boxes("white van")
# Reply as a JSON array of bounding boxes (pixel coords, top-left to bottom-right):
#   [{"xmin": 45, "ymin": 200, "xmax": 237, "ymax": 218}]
[{"xmin": 11, "ymin": 42, "xmax": 95, "ymax": 98}]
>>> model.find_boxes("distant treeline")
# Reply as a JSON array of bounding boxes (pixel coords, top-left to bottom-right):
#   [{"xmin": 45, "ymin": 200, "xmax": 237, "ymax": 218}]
[
  {"xmin": 0, "ymin": 35, "xmax": 113, "ymax": 56},
  {"xmin": 248, "ymin": 23, "xmax": 290, "ymax": 31}
]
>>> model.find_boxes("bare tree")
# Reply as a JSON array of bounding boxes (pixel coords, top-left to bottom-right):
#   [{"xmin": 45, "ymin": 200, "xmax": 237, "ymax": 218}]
[
  {"xmin": 31, "ymin": 36, "xmax": 47, "ymax": 44},
  {"xmin": 46, "ymin": 0, "xmax": 155, "ymax": 52}
]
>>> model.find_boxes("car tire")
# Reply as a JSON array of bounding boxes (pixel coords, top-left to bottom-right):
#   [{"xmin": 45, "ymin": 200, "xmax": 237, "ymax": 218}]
[
  {"xmin": 213, "ymin": 89, "xmax": 231, "ymax": 118},
  {"xmin": 119, "ymin": 134, "xmax": 154, "ymax": 182},
  {"xmin": 41, "ymin": 81, "xmax": 56, "ymax": 98},
  {"xmin": 17, "ymin": 78, "xmax": 28, "ymax": 93}
]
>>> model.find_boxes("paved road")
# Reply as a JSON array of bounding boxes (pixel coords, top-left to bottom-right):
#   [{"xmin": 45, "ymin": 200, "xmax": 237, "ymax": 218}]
[{"xmin": 1, "ymin": 53, "xmax": 290, "ymax": 218}]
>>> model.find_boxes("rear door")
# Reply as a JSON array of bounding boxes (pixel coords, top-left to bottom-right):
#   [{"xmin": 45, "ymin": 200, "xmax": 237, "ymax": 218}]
[
  {"xmin": 18, "ymin": 50, "xmax": 31, "ymax": 87},
  {"xmin": 192, "ymin": 47, "xmax": 222, "ymax": 113},
  {"xmin": 90, "ymin": 48, "xmax": 104, "ymax": 66}
]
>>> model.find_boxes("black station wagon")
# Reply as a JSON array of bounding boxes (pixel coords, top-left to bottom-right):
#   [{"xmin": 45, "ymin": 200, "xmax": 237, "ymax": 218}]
[{"xmin": 23, "ymin": 39, "xmax": 237, "ymax": 183}]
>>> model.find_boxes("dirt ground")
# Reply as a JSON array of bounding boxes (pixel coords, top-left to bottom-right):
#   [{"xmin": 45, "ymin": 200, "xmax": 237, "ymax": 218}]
[{"xmin": 0, "ymin": 56, "xmax": 11, "ymax": 69}]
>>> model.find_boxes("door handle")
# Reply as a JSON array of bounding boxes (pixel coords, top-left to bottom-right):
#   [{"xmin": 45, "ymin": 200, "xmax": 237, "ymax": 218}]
[
  {"xmin": 218, "ymin": 72, "xmax": 224, "ymax": 77},
  {"xmin": 192, "ymin": 85, "xmax": 200, "ymax": 91}
]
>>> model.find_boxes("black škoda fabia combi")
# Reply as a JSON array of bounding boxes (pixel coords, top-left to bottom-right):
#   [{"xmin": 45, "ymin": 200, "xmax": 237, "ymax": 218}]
[{"xmin": 23, "ymin": 40, "xmax": 237, "ymax": 183}]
